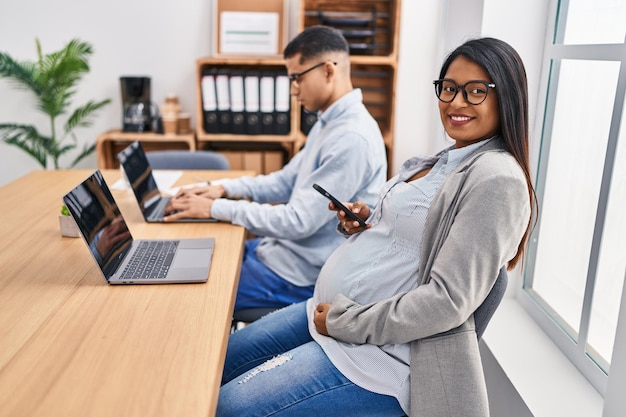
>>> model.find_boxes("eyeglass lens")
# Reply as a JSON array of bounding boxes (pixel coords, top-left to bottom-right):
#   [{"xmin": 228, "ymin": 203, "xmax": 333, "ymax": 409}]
[
  {"xmin": 435, "ymin": 80, "xmax": 491, "ymax": 105},
  {"xmin": 289, "ymin": 62, "xmax": 325, "ymax": 84}
]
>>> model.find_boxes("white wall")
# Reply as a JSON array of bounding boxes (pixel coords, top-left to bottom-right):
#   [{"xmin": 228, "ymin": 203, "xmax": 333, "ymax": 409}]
[
  {"xmin": 0, "ymin": 0, "xmax": 214, "ymax": 184},
  {"xmin": 391, "ymin": 1, "xmax": 443, "ymax": 173}
]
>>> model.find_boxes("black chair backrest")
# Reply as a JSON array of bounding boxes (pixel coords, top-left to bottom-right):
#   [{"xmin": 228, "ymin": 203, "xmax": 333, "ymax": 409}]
[
  {"xmin": 474, "ymin": 267, "xmax": 508, "ymax": 339},
  {"xmin": 232, "ymin": 307, "xmax": 278, "ymax": 323}
]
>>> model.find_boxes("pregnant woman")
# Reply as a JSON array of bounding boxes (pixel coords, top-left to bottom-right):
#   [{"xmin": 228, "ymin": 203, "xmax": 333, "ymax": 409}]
[{"xmin": 216, "ymin": 36, "xmax": 537, "ymax": 417}]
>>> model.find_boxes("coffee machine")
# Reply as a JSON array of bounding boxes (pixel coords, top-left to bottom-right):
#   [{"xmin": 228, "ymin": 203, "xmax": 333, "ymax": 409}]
[{"xmin": 120, "ymin": 76, "xmax": 156, "ymax": 132}]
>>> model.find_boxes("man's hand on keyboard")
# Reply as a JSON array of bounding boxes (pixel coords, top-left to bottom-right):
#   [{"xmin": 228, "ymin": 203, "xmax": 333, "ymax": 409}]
[
  {"xmin": 164, "ymin": 193, "xmax": 214, "ymax": 222},
  {"xmin": 175, "ymin": 184, "xmax": 226, "ymax": 199}
]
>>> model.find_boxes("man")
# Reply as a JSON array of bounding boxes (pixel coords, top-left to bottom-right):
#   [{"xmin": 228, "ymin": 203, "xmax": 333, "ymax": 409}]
[{"xmin": 164, "ymin": 25, "xmax": 387, "ymax": 313}]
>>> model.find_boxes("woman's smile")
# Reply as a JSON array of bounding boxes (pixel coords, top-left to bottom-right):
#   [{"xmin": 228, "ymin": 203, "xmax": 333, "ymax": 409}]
[{"xmin": 448, "ymin": 114, "xmax": 474, "ymax": 126}]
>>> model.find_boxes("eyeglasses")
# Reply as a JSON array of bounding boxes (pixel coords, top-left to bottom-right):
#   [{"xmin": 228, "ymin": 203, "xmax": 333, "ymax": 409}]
[
  {"xmin": 433, "ymin": 79, "xmax": 496, "ymax": 105},
  {"xmin": 288, "ymin": 61, "xmax": 337, "ymax": 85}
]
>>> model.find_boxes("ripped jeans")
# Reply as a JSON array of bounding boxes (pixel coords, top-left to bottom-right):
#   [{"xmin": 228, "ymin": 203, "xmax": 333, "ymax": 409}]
[{"xmin": 217, "ymin": 302, "xmax": 405, "ymax": 417}]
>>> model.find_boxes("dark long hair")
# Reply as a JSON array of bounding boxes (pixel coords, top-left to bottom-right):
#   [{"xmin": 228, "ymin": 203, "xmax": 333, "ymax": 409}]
[{"xmin": 439, "ymin": 37, "xmax": 537, "ymax": 269}]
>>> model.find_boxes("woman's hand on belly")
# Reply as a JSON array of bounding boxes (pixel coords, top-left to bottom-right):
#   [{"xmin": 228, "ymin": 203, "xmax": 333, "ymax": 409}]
[{"xmin": 314, "ymin": 303, "xmax": 331, "ymax": 336}]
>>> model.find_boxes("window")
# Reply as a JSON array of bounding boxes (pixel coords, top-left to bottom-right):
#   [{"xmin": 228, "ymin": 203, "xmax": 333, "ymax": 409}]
[{"xmin": 522, "ymin": 0, "xmax": 626, "ymax": 397}]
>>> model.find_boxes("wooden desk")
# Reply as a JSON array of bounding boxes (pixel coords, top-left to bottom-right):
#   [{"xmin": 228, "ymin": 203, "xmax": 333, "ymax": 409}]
[
  {"xmin": 0, "ymin": 169, "xmax": 252, "ymax": 417},
  {"xmin": 97, "ymin": 129, "xmax": 196, "ymax": 169}
]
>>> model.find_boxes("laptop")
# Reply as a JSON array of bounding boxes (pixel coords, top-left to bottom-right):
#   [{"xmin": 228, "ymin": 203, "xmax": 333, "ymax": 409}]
[
  {"xmin": 117, "ymin": 141, "xmax": 218, "ymax": 223},
  {"xmin": 63, "ymin": 170, "xmax": 215, "ymax": 284}
]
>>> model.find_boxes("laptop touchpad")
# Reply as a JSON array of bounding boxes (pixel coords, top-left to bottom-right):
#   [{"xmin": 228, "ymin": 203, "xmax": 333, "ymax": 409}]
[{"xmin": 173, "ymin": 249, "xmax": 211, "ymax": 268}]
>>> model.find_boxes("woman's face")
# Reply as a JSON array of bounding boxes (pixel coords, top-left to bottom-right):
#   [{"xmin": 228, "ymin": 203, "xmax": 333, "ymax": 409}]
[{"xmin": 438, "ymin": 56, "xmax": 500, "ymax": 148}]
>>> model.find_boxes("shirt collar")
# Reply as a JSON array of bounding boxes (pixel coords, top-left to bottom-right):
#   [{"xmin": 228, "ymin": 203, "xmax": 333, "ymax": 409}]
[
  {"xmin": 317, "ymin": 89, "xmax": 363, "ymax": 127},
  {"xmin": 445, "ymin": 137, "xmax": 493, "ymax": 166},
  {"xmin": 398, "ymin": 137, "xmax": 495, "ymax": 180}
]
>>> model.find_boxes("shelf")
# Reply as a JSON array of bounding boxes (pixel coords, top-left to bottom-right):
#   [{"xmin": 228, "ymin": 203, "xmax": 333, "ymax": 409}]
[
  {"xmin": 193, "ymin": 1, "xmax": 400, "ymax": 176},
  {"xmin": 351, "ymin": 62, "xmax": 395, "ymax": 150},
  {"xmin": 302, "ymin": 0, "xmax": 400, "ymax": 173},
  {"xmin": 202, "ymin": 141, "xmax": 289, "ymax": 174},
  {"xmin": 96, "ymin": 130, "xmax": 196, "ymax": 169},
  {"xmin": 304, "ymin": 0, "xmax": 400, "ymax": 59},
  {"xmin": 195, "ymin": 57, "xmax": 300, "ymax": 153}
]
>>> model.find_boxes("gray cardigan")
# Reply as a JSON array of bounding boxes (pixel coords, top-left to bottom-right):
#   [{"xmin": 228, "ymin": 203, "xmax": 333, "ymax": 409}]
[{"xmin": 325, "ymin": 139, "xmax": 530, "ymax": 417}]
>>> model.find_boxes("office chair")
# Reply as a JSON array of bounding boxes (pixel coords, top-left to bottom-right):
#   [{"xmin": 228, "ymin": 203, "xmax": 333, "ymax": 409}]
[
  {"xmin": 231, "ymin": 308, "xmax": 279, "ymax": 332},
  {"xmin": 145, "ymin": 150, "xmax": 230, "ymax": 170},
  {"xmin": 233, "ymin": 307, "xmax": 278, "ymax": 324},
  {"xmin": 474, "ymin": 266, "xmax": 508, "ymax": 339}
]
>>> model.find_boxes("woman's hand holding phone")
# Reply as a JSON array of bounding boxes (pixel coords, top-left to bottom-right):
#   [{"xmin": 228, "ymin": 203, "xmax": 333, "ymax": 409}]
[
  {"xmin": 332, "ymin": 200, "xmax": 371, "ymax": 234},
  {"xmin": 312, "ymin": 183, "xmax": 370, "ymax": 234}
]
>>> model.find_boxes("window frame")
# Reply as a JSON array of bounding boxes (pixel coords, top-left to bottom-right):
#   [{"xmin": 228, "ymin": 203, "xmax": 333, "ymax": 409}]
[{"xmin": 520, "ymin": 0, "xmax": 626, "ymax": 401}]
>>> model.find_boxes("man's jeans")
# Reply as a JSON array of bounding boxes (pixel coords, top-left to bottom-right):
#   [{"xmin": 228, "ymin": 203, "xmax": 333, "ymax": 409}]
[{"xmin": 235, "ymin": 238, "xmax": 315, "ymax": 311}]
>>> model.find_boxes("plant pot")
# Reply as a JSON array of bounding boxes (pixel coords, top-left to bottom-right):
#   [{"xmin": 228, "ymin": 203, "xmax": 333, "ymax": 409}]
[{"xmin": 59, "ymin": 215, "xmax": 80, "ymax": 238}]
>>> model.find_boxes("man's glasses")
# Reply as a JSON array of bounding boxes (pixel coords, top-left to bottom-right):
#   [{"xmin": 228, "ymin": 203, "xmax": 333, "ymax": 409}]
[
  {"xmin": 288, "ymin": 61, "xmax": 337, "ymax": 85},
  {"xmin": 433, "ymin": 79, "xmax": 496, "ymax": 105}
]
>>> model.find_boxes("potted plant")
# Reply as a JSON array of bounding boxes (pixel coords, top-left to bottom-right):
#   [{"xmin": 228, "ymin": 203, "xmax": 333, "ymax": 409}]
[
  {"xmin": 59, "ymin": 204, "xmax": 80, "ymax": 238},
  {"xmin": 0, "ymin": 38, "xmax": 111, "ymax": 169}
]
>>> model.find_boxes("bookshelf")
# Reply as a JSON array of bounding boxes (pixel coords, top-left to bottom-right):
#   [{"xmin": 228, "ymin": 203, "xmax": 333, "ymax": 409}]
[
  {"xmin": 194, "ymin": 0, "xmax": 401, "ymax": 174},
  {"xmin": 303, "ymin": 0, "xmax": 402, "ymax": 166},
  {"xmin": 194, "ymin": 57, "xmax": 299, "ymax": 174}
]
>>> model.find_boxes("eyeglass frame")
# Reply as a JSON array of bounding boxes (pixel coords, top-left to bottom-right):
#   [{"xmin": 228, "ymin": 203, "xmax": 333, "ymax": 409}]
[
  {"xmin": 288, "ymin": 61, "xmax": 337, "ymax": 85},
  {"xmin": 433, "ymin": 78, "xmax": 496, "ymax": 105}
]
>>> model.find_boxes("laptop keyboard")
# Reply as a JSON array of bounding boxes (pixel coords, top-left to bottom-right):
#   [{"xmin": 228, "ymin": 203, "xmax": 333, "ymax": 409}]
[{"xmin": 121, "ymin": 240, "xmax": 179, "ymax": 279}]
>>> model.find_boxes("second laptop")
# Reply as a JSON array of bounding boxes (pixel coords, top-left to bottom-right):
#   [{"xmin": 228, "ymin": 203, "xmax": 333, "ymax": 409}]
[{"xmin": 117, "ymin": 141, "xmax": 218, "ymax": 223}]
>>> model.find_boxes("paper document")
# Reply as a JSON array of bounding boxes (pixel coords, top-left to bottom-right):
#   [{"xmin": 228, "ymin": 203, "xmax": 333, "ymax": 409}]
[
  {"xmin": 220, "ymin": 11, "xmax": 279, "ymax": 55},
  {"xmin": 112, "ymin": 170, "xmax": 182, "ymax": 191}
]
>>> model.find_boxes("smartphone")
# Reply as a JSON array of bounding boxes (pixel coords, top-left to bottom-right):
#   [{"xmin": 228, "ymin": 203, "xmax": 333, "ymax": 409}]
[{"xmin": 312, "ymin": 183, "xmax": 367, "ymax": 228}]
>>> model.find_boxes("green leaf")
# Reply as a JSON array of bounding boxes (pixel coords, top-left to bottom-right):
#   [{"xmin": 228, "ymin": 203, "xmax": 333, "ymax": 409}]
[
  {"xmin": 0, "ymin": 54, "xmax": 39, "ymax": 93},
  {"xmin": 0, "ymin": 124, "xmax": 50, "ymax": 168},
  {"xmin": 64, "ymin": 98, "xmax": 112, "ymax": 132},
  {"xmin": 0, "ymin": 38, "xmax": 110, "ymax": 169}
]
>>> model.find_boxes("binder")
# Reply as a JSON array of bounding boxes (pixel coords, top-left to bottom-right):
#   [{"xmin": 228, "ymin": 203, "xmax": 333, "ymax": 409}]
[
  {"xmin": 215, "ymin": 69, "xmax": 232, "ymax": 133},
  {"xmin": 201, "ymin": 69, "xmax": 219, "ymax": 133},
  {"xmin": 260, "ymin": 72, "xmax": 276, "ymax": 135},
  {"xmin": 300, "ymin": 107, "xmax": 317, "ymax": 135},
  {"xmin": 244, "ymin": 71, "xmax": 262, "ymax": 135},
  {"xmin": 229, "ymin": 70, "xmax": 246, "ymax": 134},
  {"xmin": 274, "ymin": 72, "xmax": 290, "ymax": 135}
]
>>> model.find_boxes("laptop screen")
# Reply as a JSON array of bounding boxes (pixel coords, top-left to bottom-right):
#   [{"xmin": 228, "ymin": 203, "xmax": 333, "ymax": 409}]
[
  {"xmin": 63, "ymin": 170, "xmax": 133, "ymax": 279},
  {"xmin": 117, "ymin": 141, "xmax": 161, "ymax": 214}
]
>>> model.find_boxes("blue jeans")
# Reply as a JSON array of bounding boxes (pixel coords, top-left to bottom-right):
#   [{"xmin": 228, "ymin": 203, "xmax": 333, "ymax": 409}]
[
  {"xmin": 217, "ymin": 302, "xmax": 405, "ymax": 417},
  {"xmin": 235, "ymin": 238, "xmax": 315, "ymax": 311}
]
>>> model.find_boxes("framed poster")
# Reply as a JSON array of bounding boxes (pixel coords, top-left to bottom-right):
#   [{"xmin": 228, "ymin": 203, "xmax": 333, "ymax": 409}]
[{"xmin": 213, "ymin": 0, "xmax": 288, "ymax": 56}]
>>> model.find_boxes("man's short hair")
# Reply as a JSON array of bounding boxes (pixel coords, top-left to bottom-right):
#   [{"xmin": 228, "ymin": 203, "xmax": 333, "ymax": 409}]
[{"xmin": 284, "ymin": 25, "xmax": 349, "ymax": 62}]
